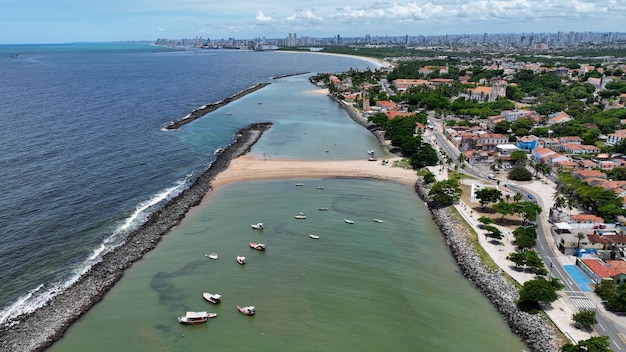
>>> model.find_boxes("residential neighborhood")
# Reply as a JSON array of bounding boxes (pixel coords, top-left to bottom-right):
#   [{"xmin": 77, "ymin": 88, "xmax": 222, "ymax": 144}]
[{"xmin": 312, "ymin": 49, "xmax": 626, "ymax": 350}]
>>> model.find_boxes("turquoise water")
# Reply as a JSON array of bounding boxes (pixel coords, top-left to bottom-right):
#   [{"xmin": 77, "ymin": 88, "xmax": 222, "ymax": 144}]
[
  {"xmin": 50, "ymin": 179, "xmax": 526, "ymax": 351},
  {"xmin": 46, "ymin": 72, "xmax": 526, "ymax": 351}
]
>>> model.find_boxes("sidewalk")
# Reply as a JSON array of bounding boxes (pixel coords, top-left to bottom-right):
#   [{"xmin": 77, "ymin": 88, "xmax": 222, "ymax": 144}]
[{"xmin": 426, "ymin": 165, "xmax": 593, "ymax": 343}]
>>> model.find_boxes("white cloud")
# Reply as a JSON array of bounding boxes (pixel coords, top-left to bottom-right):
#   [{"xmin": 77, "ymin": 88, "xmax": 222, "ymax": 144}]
[
  {"xmin": 255, "ymin": 11, "xmax": 273, "ymax": 23},
  {"xmin": 285, "ymin": 9, "xmax": 324, "ymax": 24}
]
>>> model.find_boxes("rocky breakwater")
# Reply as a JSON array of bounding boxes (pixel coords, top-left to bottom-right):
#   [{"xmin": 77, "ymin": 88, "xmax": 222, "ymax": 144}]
[
  {"xmin": 164, "ymin": 83, "xmax": 271, "ymax": 130},
  {"xmin": 0, "ymin": 122, "xmax": 273, "ymax": 352},
  {"xmin": 415, "ymin": 183, "xmax": 558, "ymax": 352}
]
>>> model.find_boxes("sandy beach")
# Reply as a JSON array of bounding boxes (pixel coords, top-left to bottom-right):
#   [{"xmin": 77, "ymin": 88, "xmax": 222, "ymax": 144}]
[{"xmin": 211, "ymin": 155, "xmax": 417, "ymax": 187}]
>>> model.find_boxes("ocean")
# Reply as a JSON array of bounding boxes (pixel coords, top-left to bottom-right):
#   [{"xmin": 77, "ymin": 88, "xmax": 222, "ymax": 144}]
[{"xmin": 0, "ymin": 43, "xmax": 526, "ymax": 350}]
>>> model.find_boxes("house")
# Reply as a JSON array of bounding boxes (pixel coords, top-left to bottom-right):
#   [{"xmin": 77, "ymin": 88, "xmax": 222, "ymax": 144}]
[
  {"xmin": 517, "ymin": 135, "xmax": 539, "ymax": 151},
  {"xmin": 547, "ymin": 111, "xmax": 572, "ymax": 126},
  {"xmin": 501, "ymin": 110, "xmax": 530, "ymax": 123},
  {"xmin": 558, "ymin": 136, "xmax": 583, "ymax": 145},
  {"xmin": 560, "ymin": 143, "xmax": 601, "ymax": 155},
  {"xmin": 605, "ymin": 129, "xmax": 626, "ymax": 147},
  {"xmin": 579, "ymin": 258, "xmax": 626, "ymax": 284},
  {"xmin": 572, "ymin": 169, "xmax": 607, "ymax": 180},
  {"xmin": 393, "ymin": 79, "xmax": 430, "ymax": 91},
  {"xmin": 385, "ymin": 111, "xmax": 415, "ymax": 119},
  {"xmin": 578, "ymin": 159, "xmax": 599, "ymax": 170},
  {"xmin": 375, "ymin": 100, "xmax": 397, "ymax": 112},
  {"xmin": 414, "ymin": 122, "xmax": 425, "ymax": 135},
  {"xmin": 462, "ymin": 86, "xmax": 498, "ymax": 102},
  {"xmin": 531, "ymin": 147, "xmax": 556, "ymax": 163},
  {"xmin": 487, "ymin": 115, "xmax": 505, "ymax": 130},
  {"xmin": 477, "ymin": 133, "xmax": 507, "ymax": 151}
]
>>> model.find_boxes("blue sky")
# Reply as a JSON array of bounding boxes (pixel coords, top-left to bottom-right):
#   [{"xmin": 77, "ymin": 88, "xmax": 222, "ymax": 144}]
[{"xmin": 1, "ymin": 0, "xmax": 625, "ymax": 44}]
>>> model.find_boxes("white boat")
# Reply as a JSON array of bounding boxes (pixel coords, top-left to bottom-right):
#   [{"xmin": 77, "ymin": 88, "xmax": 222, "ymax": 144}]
[
  {"xmin": 318, "ymin": 207, "xmax": 328, "ymax": 211},
  {"xmin": 208, "ymin": 253, "xmax": 219, "ymax": 260},
  {"xmin": 250, "ymin": 223, "xmax": 264, "ymax": 230},
  {"xmin": 177, "ymin": 311, "xmax": 216, "ymax": 324},
  {"xmin": 236, "ymin": 255, "xmax": 246, "ymax": 265},
  {"xmin": 295, "ymin": 212, "xmax": 307, "ymax": 219},
  {"xmin": 344, "ymin": 219, "xmax": 354, "ymax": 224},
  {"xmin": 316, "ymin": 186, "xmax": 324, "ymax": 190},
  {"xmin": 203, "ymin": 293, "xmax": 221, "ymax": 304},
  {"xmin": 373, "ymin": 219, "xmax": 384, "ymax": 223},
  {"xmin": 309, "ymin": 234, "xmax": 320, "ymax": 239},
  {"xmin": 237, "ymin": 305, "xmax": 256, "ymax": 316},
  {"xmin": 249, "ymin": 242, "xmax": 267, "ymax": 251},
  {"xmin": 295, "ymin": 183, "xmax": 304, "ymax": 186}
]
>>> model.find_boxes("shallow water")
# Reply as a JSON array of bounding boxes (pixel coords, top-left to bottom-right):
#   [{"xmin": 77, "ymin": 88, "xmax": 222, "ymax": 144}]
[{"xmin": 50, "ymin": 179, "xmax": 526, "ymax": 351}]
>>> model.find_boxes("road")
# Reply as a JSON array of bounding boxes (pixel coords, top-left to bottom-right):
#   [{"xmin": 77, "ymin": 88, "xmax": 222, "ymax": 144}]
[{"xmin": 427, "ymin": 118, "xmax": 626, "ymax": 350}]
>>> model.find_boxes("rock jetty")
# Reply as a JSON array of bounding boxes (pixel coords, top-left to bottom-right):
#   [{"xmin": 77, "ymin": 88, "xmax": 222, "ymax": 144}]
[
  {"xmin": 0, "ymin": 122, "xmax": 273, "ymax": 352},
  {"xmin": 164, "ymin": 83, "xmax": 271, "ymax": 130},
  {"xmin": 415, "ymin": 183, "xmax": 559, "ymax": 352}
]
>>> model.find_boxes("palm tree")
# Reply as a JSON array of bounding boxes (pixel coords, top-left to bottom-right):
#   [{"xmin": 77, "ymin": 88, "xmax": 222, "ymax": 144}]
[
  {"xmin": 576, "ymin": 232, "xmax": 586, "ymax": 249},
  {"xmin": 552, "ymin": 192, "xmax": 566, "ymax": 211},
  {"xmin": 566, "ymin": 197, "xmax": 577, "ymax": 215}
]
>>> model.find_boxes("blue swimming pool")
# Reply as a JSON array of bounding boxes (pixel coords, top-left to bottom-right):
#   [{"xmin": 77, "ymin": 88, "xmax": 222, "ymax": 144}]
[{"xmin": 563, "ymin": 265, "xmax": 593, "ymax": 292}]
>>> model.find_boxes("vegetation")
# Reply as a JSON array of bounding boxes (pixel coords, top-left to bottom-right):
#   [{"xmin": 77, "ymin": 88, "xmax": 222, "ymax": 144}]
[
  {"xmin": 561, "ymin": 336, "xmax": 612, "ymax": 352},
  {"xmin": 572, "ymin": 309, "xmax": 597, "ymax": 329},
  {"xmin": 517, "ymin": 277, "xmax": 564, "ymax": 313},
  {"xmin": 475, "ymin": 188, "xmax": 502, "ymax": 211},
  {"xmin": 428, "ymin": 179, "xmax": 462, "ymax": 208},
  {"xmin": 595, "ymin": 280, "xmax": 626, "ymax": 312}
]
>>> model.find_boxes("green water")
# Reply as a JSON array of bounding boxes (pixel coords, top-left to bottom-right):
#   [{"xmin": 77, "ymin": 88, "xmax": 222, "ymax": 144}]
[{"xmin": 50, "ymin": 179, "xmax": 526, "ymax": 351}]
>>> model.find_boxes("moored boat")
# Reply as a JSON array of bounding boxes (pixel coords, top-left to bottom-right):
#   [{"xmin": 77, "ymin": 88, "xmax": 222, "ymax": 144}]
[
  {"xmin": 316, "ymin": 186, "xmax": 324, "ymax": 190},
  {"xmin": 344, "ymin": 219, "xmax": 354, "ymax": 224},
  {"xmin": 207, "ymin": 253, "xmax": 219, "ymax": 260},
  {"xmin": 177, "ymin": 311, "xmax": 216, "ymax": 324},
  {"xmin": 203, "ymin": 292, "xmax": 221, "ymax": 304},
  {"xmin": 251, "ymin": 222, "xmax": 264, "ymax": 230},
  {"xmin": 295, "ymin": 183, "xmax": 304, "ymax": 186},
  {"xmin": 295, "ymin": 212, "xmax": 307, "ymax": 219},
  {"xmin": 236, "ymin": 255, "xmax": 246, "ymax": 265},
  {"xmin": 318, "ymin": 207, "xmax": 328, "ymax": 211},
  {"xmin": 309, "ymin": 234, "xmax": 320, "ymax": 239},
  {"xmin": 249, "ymin": 242, "xmax": 267, "ymax": 251},
  {"xmin": 237, "ymin": 305, "xmax": 256, "ymax": 316},
  {"xmin": 373, "ymin": 219, "xmax": 384, "ymax": 223}
]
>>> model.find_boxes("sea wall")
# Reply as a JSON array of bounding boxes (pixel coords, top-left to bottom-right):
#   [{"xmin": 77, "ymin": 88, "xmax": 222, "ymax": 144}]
[
  {"xmin": 415, "ymin": 183, "xmax": 559, "ymax": 352},
  {"xmin": 0, "ymin": 122, "xmax": 273, "ymax": 352},
  {"xmin": 327, "ymin": 94, "xmax": 389, "ymax": 148},
  {"xmin": 164, "ymin": 83, "xmax": 271, "ymax": 130}
]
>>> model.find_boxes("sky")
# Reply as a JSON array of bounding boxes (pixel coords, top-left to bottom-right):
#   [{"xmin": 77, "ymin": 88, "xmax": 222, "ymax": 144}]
[{"xmin": 1, "ymin": 0, "xmax": 625, "ymax": 44}]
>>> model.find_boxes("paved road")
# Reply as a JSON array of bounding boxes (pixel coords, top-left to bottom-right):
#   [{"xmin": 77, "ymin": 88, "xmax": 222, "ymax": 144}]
[{"xmin": 427, "ymin": 119, "xmax": 626, "ymax": 350}]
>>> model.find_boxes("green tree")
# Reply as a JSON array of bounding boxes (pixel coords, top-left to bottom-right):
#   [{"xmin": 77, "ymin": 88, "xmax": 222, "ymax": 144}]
[
  {"xmin": 428, "ymin": 179, "xmax": 462, "ymax": 208},
  {"xmin": 572, "ymin": 309, "xmax": 597, "ymax": 329},
  {"xmin": 508, "ymin": 164, "xmax": 533, "ymax": 181},
  {"xmin": 422, "ymin": 169, "xmax": 436, "ymax": 184},
  {"xmin": 475, "ymin": 188, "xmax": 502, "ymax": 211},
  {"xmin": 482, "ymin": 225, "xmax": 503, "ymax": 240},
  {"xmin": 561, "ymin": 336, "xmax": 612, "ymax": 352},
  {"xmin": 512, "ymin": 226, "xmax": 537, "ymax": 248},
  {"xmin": 518, "ymin": 278, "xmax": 560, "ymax": 312},
  {"xmin": 509, "ymin": 150, "xmax": 528, "ymax": 166}
]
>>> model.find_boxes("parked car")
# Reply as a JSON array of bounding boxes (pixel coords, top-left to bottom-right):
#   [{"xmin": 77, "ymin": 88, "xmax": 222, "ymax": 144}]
[{"xmin": 527, "ymin": 194, "xmax": 533, "ymax": 200}]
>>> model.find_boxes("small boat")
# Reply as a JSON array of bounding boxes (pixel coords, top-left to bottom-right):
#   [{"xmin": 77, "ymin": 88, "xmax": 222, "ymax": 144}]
[
  {"xmin": 344, "ymin": 219, "xmax": 354, "ymax": 224},
  {"xmin": 236, "ymin": 256, "xmax": 246, "ymax": 265},
  {"xmin": 318, "ymin": 207, "xmax": 328, "ymax": 211},
  {"xmin": 309, "ymin": 234, "xmax": 320, "ymax": 239},
  {"xmin": 295, "ymin": 212, "xmax": 307, "ymax": 219},
  {"xmin": 316, "ymin": 186, "xmax": 325, "ymax": 190},
  {"xmin": 177, "ymin": 311, "xmax": 216, "ymax": 325},
  {"xmin": 368, "ymin": 157, "xmax": 377, "ymax": 161},
  {"xmin": 249, "ymin": 242, "xmax": 267, "ymax": 251},
  {"xmin": 226, "ymin": 112, "xmax": 232, "ymax": 116},
  {"xmin": 251, "ymin": 222, "xmax": 264, "ymax": 230},
  {"xmin": 367, "ymin": 150, "xmax": 375, "ymax": 155},
  {"xmin": 373, "ymin": 219, "xmax": 384, "ymax": 223},
  {"xmin": 208, "ymin": 253, "xmax": 219, "ymax": 260},
  {"xmin": 237, "ymin": 305, "xmax": 256, "ymax": 316},
  {"xmin": 295, "ymin": 183, "xmax": 304, "ymax": 186},
  {"xmin": 203, "ymin": 293, "xmax": 221, "ymax": 304}
]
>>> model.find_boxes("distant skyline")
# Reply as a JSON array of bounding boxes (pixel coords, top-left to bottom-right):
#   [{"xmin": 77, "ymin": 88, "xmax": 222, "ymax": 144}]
[{"xmin": 1, "ymin": 0, "xmax": 625, "ymax": 44}]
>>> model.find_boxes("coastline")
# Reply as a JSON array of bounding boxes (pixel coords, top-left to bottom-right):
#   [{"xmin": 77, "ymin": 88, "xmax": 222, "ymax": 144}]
[{"xmin": 0, "ymin": 122, "xmax": 272, "ymax": 352}]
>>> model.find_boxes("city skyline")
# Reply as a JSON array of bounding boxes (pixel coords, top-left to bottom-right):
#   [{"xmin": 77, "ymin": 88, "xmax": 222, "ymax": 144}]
[{"xmin": 1, "ymin": 0, "xmax": 626, "ymax": 44}]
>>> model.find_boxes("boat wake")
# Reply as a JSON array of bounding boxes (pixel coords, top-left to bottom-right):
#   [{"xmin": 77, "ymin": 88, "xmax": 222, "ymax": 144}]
[{"xmin": 0, "ymin": 176, "xmax": 193, "ymax": 325}]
